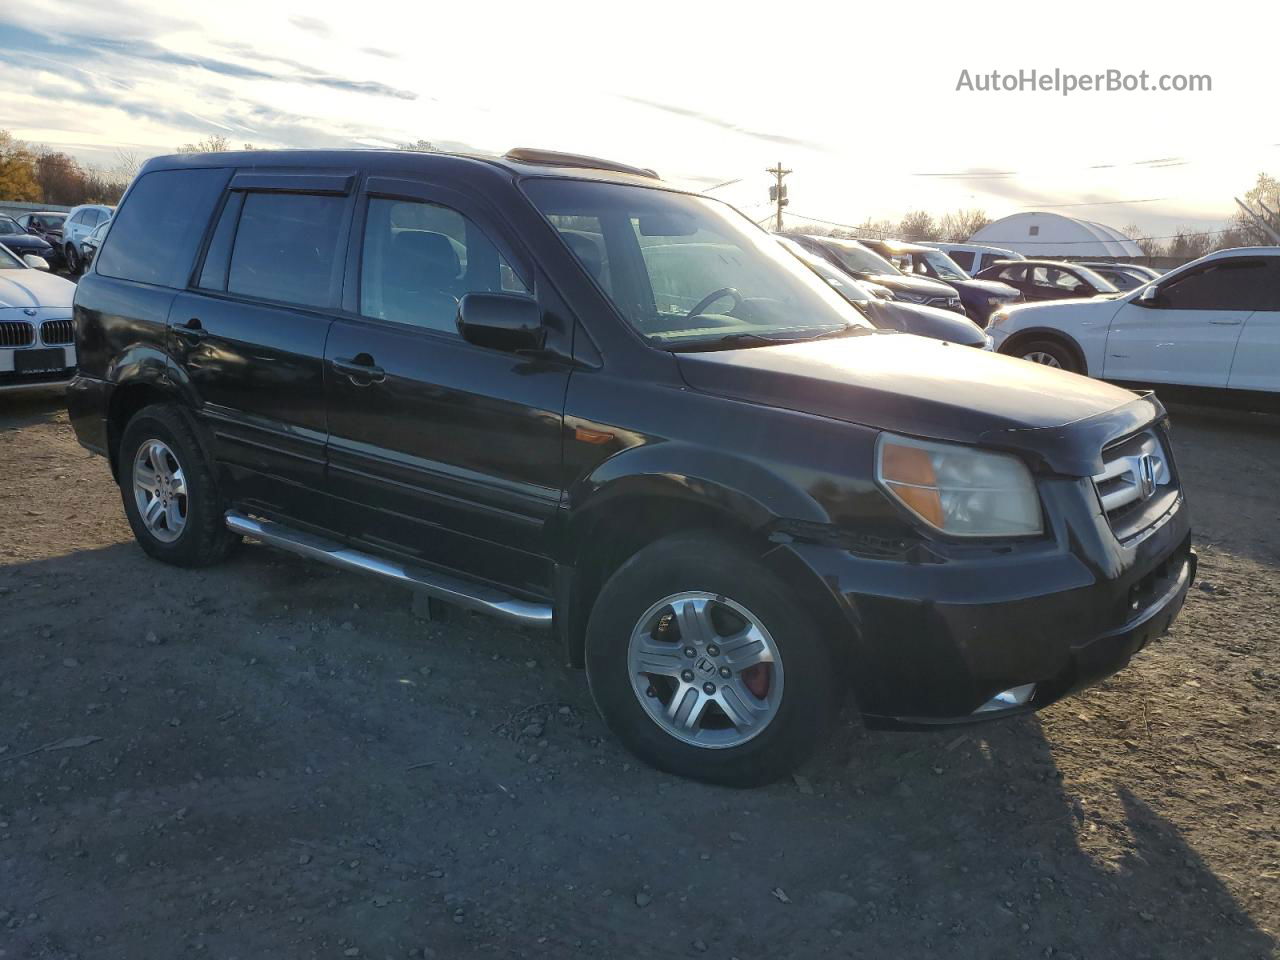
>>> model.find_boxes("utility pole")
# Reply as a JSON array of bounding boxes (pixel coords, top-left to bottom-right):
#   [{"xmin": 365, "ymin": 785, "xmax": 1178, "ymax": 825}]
[{"xmin": 767, "ymin": 162, "xmax": 791, "ymax": 233}]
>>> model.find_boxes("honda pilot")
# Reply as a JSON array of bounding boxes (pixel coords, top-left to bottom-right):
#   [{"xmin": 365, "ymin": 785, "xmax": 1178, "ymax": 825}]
[{"xmin": 68, "ymin": 148, "xmax": 1195, "ymax": 785}]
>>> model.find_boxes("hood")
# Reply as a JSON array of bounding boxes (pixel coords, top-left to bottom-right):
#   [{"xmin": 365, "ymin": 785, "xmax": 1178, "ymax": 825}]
[
  {"xmin": 864, "ymin": 299, "xmax": 986, "ymax": 346},
  {"xmin": 0, "ymin": 235, "xmax": 53, "ymax": 253},
  {"xmin": 675, "ymin": 333, "xmax": 1159, "ymax": 475},
  {"xmin": 860, "ymin": 272, "xmax": 955, "ymax": 298},
  {"xmin": 0, "ymin": 269, "xmax": 76, "ymax": 311}
]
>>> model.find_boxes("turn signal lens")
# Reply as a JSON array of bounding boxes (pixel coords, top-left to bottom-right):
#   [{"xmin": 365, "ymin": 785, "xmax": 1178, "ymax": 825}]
[{"xmin": 876, "ymin": 433, "xmax": 1042, "ymax": 538}]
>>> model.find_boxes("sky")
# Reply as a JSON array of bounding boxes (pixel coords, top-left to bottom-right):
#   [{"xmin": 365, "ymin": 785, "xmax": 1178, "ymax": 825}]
[{"xmin": 1, "ymin": 0, "xmax": 1276, "ymax": 241}]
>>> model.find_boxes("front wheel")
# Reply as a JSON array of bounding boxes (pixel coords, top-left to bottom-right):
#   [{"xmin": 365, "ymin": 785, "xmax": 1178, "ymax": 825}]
[
  {"xmin": 63, "ymin": 243, "xmax": 81, "ymax": 276},
  {"xmin": 119, "ymin": 404, "xmax": 238, "ymax": 567},
  {"xmin": 1013, "ymin": 337, "xmax": 1080, "ymax": 373},
  {"xmin": 585, "ymin": 533, "xmax": 837, "ymax": 786}
]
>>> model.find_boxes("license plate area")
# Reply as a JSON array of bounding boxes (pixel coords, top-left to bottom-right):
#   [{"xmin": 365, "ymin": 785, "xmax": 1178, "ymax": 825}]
[{"xmin": 14, "ymin": 348, "xmax": 67, "ymax": 373}]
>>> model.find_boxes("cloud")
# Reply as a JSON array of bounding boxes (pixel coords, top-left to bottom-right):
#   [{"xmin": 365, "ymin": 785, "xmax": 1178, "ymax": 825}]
[
  {"xmin": 362, "ymin": 47, "xmax": 399, "ymax": 59},
  {"xmin": 289, "ymin": 16, "xmax": 331, "ymax": 36},
  {"xmin": 617, "ymin": 95, "xmax": 830, "ymax": 152}
]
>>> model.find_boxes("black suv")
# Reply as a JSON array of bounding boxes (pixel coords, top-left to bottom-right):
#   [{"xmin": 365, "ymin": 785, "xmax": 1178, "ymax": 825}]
[{"xmin": 69, "ymin": 148, "xmax": 1195, "ymax": 786}]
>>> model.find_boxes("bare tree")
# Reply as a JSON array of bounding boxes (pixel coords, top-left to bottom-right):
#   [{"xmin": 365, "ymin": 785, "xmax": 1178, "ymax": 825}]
[
  {"xmin": 398, "ymin": 139, "xmax": 439, "ymax": 153},
  {"xmin": 177, "ymin": 135, "xmax": 232, "ymax": 154},
  {"xmin": 1228, "ymin": 172, "xmax": 1280, "ymax": 245},
  {"xmin": 938, "ymin": 209, "xmax": 992, "ymax": 242},
  {"xmin": 897, "ymin": 211, "xmax": 941, "ymax": 242}
]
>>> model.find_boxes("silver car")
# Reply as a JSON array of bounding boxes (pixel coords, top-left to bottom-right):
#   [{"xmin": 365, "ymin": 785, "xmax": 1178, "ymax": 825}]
[{"xmin": 0, "ymin": 244, "xmax": 78, "ymax": 393}]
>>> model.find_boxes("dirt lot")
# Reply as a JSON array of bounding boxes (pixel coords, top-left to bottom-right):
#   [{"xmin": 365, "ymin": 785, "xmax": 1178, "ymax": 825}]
[{"xmin": 1, "ymin": 393, "xmax": 1276, "ymax": 960}]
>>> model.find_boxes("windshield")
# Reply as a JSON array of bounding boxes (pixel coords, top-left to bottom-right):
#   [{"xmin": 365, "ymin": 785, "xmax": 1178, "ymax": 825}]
[
  {"xmin": 0, "ymin": 217, "xmax": 22, "ymax": 236},
  {"xmin": 776, "ymin": 237, "xmax": 874, "ymax": 304},
  {"xmin": 918, "ymin": 249, "xmax": 971, "ymax": 280},
  {"xmin": 34, "ymin": 214, "xmax": 65, "ymax": 230},
  {"xmin": 0, "ymin": 245, "xmax": 24, "ymax": 269},
  {"xmin": 815, "ymin": 238, "xmax": 900, "ymax": 277},
  {"xmin": 524, "ymin": 180, "xmax": 872, "ymax": 348},
  {"xmin": 1069, "ymin": 264, "xmax": 1120, "ymax": 293}
]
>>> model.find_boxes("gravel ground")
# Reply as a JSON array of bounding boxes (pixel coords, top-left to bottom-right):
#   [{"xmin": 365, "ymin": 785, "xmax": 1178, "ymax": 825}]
[{"xmin": 0, "ymin": 393, "xmax": 1276, "ymax": 960}]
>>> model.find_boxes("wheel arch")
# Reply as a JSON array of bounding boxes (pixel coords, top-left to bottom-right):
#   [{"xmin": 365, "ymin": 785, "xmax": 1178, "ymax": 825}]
[
  {"xmin": 998, "ymin": 326, "xmax": 1089, "ymax": 375},
  {"xmin": 555, "ymin": 447, "xmax": 836, "ymax": 668}
]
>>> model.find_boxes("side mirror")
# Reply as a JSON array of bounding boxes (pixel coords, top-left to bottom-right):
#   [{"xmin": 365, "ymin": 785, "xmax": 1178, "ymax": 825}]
[
  {"xmin": 456, "ymin": 292, "xmax": 544, "ymax": 353},
  {"xmin": 1137, "ymin": 284, "xmax": 1162, "ymax": 306},
  {"xmin": 22, "ymin": 254, "xmax": 50, "ymax": 271}
]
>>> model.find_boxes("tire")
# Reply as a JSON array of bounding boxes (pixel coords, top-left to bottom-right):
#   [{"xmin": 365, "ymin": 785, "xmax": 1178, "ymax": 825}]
[
  {"xmin": 1013, "ymin": 337, "xmax": 1079, "ymax": 373},
  {"xmin": 118, "ymin": 404, "xmax": 238, "ymax": 567},
  {"xmin": 64, "ymin": 243, "xmax": 81, "ymax": 276},
  {"xmin": 585, "ymin": 533, "xmax": 837, "ymax": 786}
]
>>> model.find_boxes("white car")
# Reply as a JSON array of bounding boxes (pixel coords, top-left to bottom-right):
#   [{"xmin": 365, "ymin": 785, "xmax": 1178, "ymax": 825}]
[
  {"xmin": 0, "ymin": 244, "xmax": 78, "ymax": 393},
  {"xmin": 61, "ymin": 203, "xmax": 114, "ymax": 275},
  {"xmin": 988, "ymin": 247, "xmax": 1280, "ymax": 394},
  {"xmin": 919, "ymin": 241, "xmax": 1024, "ymax": 276}
]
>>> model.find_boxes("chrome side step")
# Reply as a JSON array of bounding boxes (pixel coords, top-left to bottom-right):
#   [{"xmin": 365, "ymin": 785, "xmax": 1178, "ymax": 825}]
[{"xmin": 225, "ymin": 510, "xmax": 553, "ymax": 629}]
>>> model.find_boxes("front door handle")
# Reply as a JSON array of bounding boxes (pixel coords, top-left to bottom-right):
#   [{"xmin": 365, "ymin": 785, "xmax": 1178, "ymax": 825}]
[
  {"xmin": 1208, "ymin": 318, "xmax": 1243, "ymax": 325},
  {"xmin": 175, "ymin": 318, "xmax": 206, "ymax": 343},
  {"xmin": 332, "ymin": 355, "xmax": 386, "ymax": 385}
]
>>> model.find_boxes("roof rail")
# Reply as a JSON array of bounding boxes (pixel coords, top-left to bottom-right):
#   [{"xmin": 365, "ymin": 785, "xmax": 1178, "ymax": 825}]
[{"xmin": 503, "ymin": 147, "xmax": 660, "ymax": 180}]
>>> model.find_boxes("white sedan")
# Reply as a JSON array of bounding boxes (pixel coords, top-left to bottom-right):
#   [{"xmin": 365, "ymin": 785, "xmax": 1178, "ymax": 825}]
[
  {"xmin": 987, "ymin": 247, "xmax": 1279, "ymax": 395},
  {"xmin": 0, "ymin": 244, "xmax": 78, "ymax": 394}
]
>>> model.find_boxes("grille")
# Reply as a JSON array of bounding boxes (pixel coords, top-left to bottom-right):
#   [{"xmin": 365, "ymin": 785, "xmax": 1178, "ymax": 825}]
[
  {"xmin": 927, "ymin": 296, "xmax": 963, "ymax": 312},
  {"xmin": 1093, "ymin": 429, "xmax": 1175, "ymax": 537},
  {"xmin": 0, "ymin": 320, "xmax": 35, "ymax": 347},
  {"xmin": 40, "ymin": 319, "xmax": 74, "ymax": 345}
]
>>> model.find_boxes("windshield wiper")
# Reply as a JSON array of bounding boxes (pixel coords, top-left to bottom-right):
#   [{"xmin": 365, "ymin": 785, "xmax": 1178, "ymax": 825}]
[{"xmin": 664, "ymin": 325, "xmax": 871, "ymax": 352}]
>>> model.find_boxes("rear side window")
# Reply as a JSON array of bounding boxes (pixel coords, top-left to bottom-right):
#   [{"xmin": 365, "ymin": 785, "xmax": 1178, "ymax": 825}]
[
  {"xmin": 995, "ymin": 264, "xmax": 1026, "ymax": 282},
  {"xmin": 96, "ymin": 168, "xmax": 229, "ymax": 288},
  {"xmin": 227, "ymin": 193, "xmax": 346, "ymax": 308}
]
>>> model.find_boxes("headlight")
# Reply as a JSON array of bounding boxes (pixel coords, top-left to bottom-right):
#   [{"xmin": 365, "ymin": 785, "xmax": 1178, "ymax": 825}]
[
  {"xmin": 987, "ymin": 310, "xmax": 1009, "ymax": 327},
  {"xmin": 986, "ymin": 296, "xmax": 1007, "ymax": 308},
  {"xmin": 895, "ymin": 291, "xmax": 928, "ymax": 303},
  {"xmin": 876, "ymin": 433, "xmax": 1042, "ymax": 538}
]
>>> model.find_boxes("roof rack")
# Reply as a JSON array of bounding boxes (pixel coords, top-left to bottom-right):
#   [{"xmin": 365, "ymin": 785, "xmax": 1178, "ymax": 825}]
[{"xmin": 503, "ymin": 148, "xmax": 660, "ymax": 180}]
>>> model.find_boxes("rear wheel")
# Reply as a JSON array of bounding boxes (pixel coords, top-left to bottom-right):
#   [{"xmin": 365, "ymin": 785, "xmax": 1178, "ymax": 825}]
[
  {"xmin": 119, "ymin": 404, "xmax": 238, "ymax": 567},
  {"xmin": 585, "ymin": 533, "xmax": 837, "ymax": 786},
  {"xmin": 63, "ymin": 243, "xmax": 81, "ymax": 275},
  {"xmin": 1014, "ymin": 337, "xmax": 1079, "ymax": 373}
]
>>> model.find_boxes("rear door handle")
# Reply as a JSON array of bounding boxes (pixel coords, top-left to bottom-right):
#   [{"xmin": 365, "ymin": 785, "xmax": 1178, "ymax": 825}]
[
  {"xmin": 332, "ymin": 355, "xmax": 386, "ymax": 385},
  {"xmin": 175, "ymin": 318, "xmax": 206, "ymax": 343}
]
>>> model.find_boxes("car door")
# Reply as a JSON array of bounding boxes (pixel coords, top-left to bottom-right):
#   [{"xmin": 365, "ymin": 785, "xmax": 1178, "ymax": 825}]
[
  {"xmin": 1102, "ymin": 257, "xmax": 1262, "ymax": 388},
  {"xmin": 171, "ymin": 171, "xmax": 356, "ymax": 527},
  {"xmin": 1226, "ymin": 257, "xmax": 1280, "ymax": 392},
  {"xmin": 323, "ymin": 177, "xmax": 570, "ymax": 596}
]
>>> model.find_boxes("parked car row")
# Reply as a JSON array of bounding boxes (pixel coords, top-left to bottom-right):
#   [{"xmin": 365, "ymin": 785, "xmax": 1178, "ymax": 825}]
[
  {"xmin": 0, "ymin": 243, "xmax": 78, "ymax": 393},
  {"xmin": 0, "ymin": 203, "xmax": 113, "ymax": 275}
]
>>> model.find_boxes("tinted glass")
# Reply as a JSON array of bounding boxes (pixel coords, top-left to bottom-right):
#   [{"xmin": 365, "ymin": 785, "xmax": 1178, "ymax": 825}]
[
  {"xmin": 227, "ymin": 192, "xmax": 345, "ymax": 308},
  {"xmin": 1160, "ymin": 258, "xmax": 1271, "ymax": 311},
  {"xmin": 360, "ymin": 197, "xmax": 528, "ymax": 333},
  {"xmin": 996, "ymin": 265, "xmax": 1025, "ymax": 282},
  {"xmin": 96, "ymin": 169, "xmax": 229, "ymax": 287},
  {"xmin": 0, "ymin": 218, "xmax": 21, "ymax": 236},
  {"xmin": 949, "ymin": 250, "xmax": 975, "ymax": 271}
]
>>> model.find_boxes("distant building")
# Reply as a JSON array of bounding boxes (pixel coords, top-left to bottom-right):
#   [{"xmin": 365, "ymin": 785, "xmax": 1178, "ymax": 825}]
[{"xmin": 969, "ymin": 212, "xmax": 1143, "ymax": 259}]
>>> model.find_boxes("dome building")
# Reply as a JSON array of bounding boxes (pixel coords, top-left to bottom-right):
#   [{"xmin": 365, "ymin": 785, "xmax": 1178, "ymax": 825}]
[{"xmin": 969, "ymin": 212, "xmax": 1143, "ymax": 259}]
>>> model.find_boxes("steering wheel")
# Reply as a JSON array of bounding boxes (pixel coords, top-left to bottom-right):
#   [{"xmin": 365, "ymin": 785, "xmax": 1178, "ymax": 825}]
[{"xmin": 686, "ymin": 287, "xmax": 743, "ymax": 321}]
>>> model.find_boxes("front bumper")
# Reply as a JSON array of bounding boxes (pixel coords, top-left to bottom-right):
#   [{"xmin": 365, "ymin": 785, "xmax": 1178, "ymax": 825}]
[{"xmin": 780, "ymin": 476, "xmax": 1193, "ymax": 727}]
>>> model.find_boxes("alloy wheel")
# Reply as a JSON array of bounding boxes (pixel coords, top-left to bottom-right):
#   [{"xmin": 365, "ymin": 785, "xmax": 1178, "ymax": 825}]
[
  {"xmin": 627, "ymin": 591, "xmax": 784, "ymax": 749},
  {"xmin": 132, "ymin": 439, "xmax": 188, "ymax": 543},
  {"xmin": 1024, "ymin": 351, "xmax": 1062, "ymax": 368}
]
